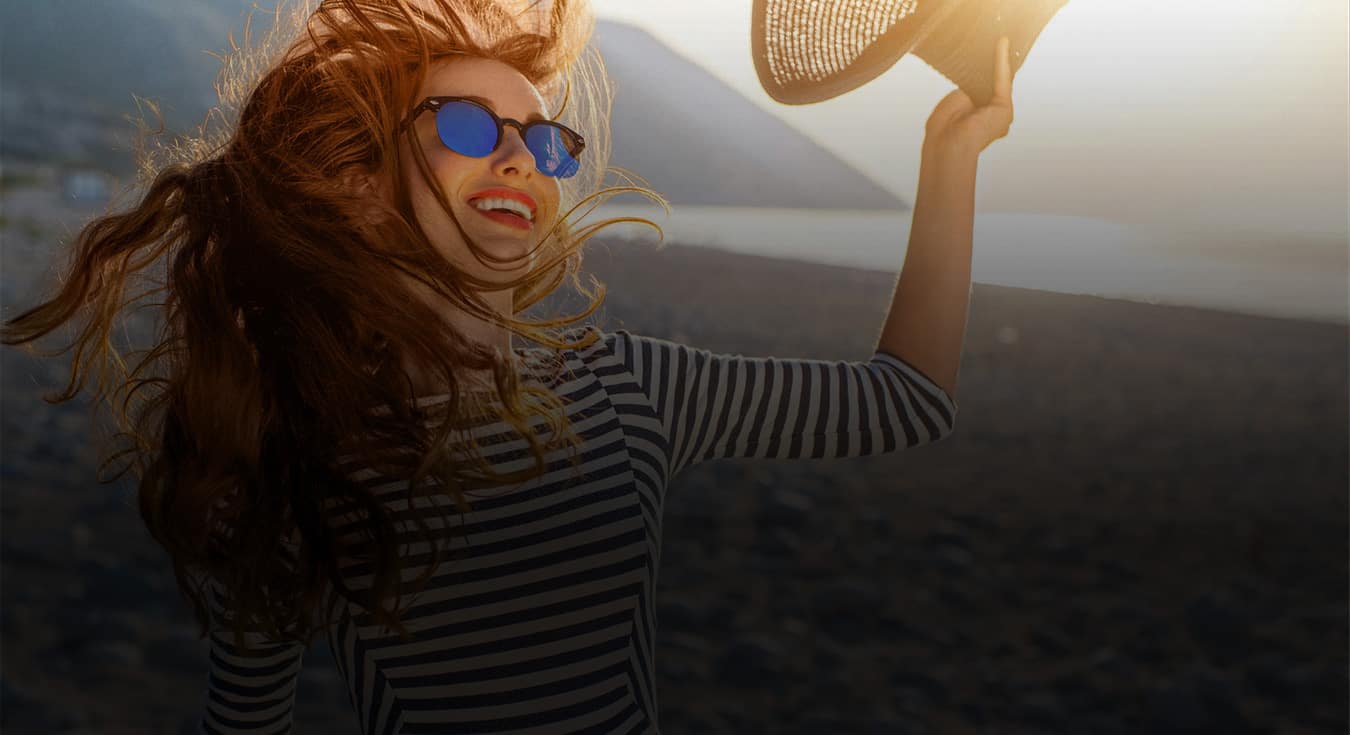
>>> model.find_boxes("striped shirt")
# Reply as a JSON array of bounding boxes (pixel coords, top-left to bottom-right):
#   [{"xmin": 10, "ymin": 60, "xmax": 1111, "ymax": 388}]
[{"xmin": 199, "ymin": 325, "xmax": 959, "ymax": 734}]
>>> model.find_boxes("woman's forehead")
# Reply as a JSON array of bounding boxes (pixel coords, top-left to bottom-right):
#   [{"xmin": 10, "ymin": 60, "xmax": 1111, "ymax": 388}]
[{"xmin": 420, "ymin": 57, "xmax": 547, "ymax": 116}]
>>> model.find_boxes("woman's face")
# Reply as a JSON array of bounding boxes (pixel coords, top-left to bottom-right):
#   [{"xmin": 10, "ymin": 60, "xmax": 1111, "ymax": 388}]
[{"xmin": 401, "ymin": 56, "xmax": 562, "ymax": 283}]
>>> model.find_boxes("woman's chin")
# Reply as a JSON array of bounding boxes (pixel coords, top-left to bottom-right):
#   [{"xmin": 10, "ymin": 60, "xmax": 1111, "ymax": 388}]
[
  {"xmin": 486, "ymin": 243, "xmax": 534, "ymax": 271},
  {"xmin": 467, "ymin": 226, "xmax": 534, "ymax": 252},
  {"xmin": 459, "ymin": 250, "xmax": 535, "ymax": 281}
]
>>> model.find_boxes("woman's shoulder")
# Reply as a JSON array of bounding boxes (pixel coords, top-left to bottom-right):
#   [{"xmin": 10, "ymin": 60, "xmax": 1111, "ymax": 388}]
[
  {"xmin": 553, "ymin": 324, "xmax": 617, "ymax": 355},
  {"xmin": 531, "ymin": 324, "xmax": 635, "ymax": 374}
]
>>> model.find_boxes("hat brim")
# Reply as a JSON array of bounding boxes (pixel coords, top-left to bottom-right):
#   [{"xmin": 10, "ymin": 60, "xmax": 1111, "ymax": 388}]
[{"xmin": 752, "ymin": 0, "xmax": 1070, "ymax": 106}]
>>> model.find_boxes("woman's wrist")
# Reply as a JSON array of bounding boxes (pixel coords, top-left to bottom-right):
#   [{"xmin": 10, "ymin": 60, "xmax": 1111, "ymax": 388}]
[{"xmin": 920, "ymin": 137, "xmax": 980, "ymax": 177}]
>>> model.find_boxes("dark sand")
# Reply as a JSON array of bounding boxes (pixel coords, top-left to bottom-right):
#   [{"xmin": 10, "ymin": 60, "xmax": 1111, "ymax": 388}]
[{"xmin": 2, "ymin": 232, "xmax": 1345, "ymax": 733}]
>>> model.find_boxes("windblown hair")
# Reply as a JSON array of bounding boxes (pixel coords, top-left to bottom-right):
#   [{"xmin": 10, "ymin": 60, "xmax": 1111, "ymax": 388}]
[{"xmin": 0, "ymin": 0, "xmax": 666, "ymax": 651}]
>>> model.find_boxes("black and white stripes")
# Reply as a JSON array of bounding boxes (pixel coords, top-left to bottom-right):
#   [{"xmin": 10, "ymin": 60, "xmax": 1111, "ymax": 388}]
[
  {"xmin": 610, "ymin": 330, "xmax": 957, "ymax": 478},
  {"xmin": 198, "ymin": 326, "xmax": 958, "ymax": 734}
]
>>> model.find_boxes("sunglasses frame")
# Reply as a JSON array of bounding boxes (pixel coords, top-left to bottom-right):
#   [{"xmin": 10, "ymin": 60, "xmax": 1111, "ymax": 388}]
[{"xmin": 401, "ymin": 96, "xmax": 586, "ymax": 177}]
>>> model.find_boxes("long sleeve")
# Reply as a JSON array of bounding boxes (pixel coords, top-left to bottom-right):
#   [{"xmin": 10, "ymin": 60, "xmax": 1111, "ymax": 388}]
[
  {"xmin": 199, "ymin": 575, "xmax": 307, "ymax": 735},
  {"xmin": 603, "ymin": 329, "xmax": 959, "ymax": 478}
]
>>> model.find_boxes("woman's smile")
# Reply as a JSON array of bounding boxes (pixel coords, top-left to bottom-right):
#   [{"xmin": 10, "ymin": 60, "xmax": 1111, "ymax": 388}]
[{"xmin": 466, "ymin": 186, "xmax": 539, "ymax": 233}]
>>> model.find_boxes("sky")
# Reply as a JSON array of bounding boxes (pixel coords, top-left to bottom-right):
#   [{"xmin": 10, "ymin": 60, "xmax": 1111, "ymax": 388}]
[{"xmin": 591, "ymin": 0, "xmax": 1349, "ymax": 243}]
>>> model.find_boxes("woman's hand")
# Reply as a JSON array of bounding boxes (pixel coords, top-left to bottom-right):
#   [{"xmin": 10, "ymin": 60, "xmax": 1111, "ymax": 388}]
[{"xmin": 922, "ymin": 35, "xmax": 1015, "ymax": 161}]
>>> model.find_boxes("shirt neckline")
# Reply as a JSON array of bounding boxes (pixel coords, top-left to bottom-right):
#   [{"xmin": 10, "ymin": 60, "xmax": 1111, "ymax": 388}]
[{"xmin": 406, "ymin": 346, "xmax": 557, "ymax": 406}]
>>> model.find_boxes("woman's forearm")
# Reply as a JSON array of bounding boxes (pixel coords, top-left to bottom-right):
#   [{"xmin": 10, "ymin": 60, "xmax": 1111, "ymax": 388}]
[{"xmin": 874, "ymin": 143, "xmax": 980, "ymax": 399}]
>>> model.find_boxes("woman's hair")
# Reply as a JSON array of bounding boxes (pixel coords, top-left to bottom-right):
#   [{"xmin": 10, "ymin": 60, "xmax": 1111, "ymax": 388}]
[{"xmin": 0, "ymin": 0, "xmax": 667, "ymax": 651}]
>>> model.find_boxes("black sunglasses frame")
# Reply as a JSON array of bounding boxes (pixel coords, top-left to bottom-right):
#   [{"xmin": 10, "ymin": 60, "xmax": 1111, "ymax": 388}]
[{"xmin": 401, "ymin": 96, "xmax": 586, "ymax": 166}]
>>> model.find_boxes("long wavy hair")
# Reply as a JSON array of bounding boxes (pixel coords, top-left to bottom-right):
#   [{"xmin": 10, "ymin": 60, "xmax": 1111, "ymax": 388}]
[{"xmin": 0, "ymin": 0, "xmax": 666, "ymax": 651}]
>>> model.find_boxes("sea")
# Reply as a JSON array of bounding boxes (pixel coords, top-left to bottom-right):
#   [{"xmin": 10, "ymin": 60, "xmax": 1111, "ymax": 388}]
[{"xmin": 588, "ymin": 204, "xmax": 1349, "ymax": 326}]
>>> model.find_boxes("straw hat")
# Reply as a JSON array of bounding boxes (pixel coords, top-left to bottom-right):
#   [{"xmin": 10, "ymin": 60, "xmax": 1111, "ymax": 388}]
[{"xmin": 751, "ymin": 0, "xmax": 1070, "ymax": 106}]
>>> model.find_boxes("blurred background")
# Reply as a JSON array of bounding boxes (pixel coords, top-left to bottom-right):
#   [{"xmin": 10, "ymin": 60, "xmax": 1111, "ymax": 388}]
[{"xmin": 2, "ymin": 1, "xmax": 1346, "ymax": 733}]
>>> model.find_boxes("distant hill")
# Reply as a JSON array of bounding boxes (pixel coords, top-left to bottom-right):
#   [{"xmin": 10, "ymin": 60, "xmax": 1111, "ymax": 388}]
[
  {"xmin": 0, "ymin": 0, "xmax": 261, "ymax": 171},
  {"xmin": 590, "ymin": 22, "xmax": 904, "ymax": 210},
  {"xmin": 0, "ymin": 0, "xmax": 257, "ymax": 129},
  {"xmin": 0, "ymin": 3, "xmax": 905, "ymax": 210}
]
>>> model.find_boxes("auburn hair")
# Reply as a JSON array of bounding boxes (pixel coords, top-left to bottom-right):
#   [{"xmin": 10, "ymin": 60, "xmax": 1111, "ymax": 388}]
[{"xmin": 0, "ymin": 0, "xmax": 666, "ymax": 651}]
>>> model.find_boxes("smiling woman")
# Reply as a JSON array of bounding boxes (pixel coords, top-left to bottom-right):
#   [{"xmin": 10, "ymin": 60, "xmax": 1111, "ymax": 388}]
[
  {"xmin": 0, "ymin": 0, "xmax": 963, "ymax": 733},
  {"xmin": 381, "ymin": 54, "xmax": 583, "ymax": 394},
  {"xmin": 400, "ymin": 64, "xmax": 589, "ymax": 396}
]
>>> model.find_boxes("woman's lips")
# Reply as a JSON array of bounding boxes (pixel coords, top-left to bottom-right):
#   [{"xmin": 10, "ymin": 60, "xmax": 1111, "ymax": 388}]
[{"xmin": 472, "ymin": 206, "xmax": 532, "ymax": 231}]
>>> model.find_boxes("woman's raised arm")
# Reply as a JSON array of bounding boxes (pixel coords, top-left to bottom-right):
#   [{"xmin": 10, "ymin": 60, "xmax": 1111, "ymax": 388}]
[{"xmin": 877, "ymin": 35, "xmax": 1016, "ymax": 397}]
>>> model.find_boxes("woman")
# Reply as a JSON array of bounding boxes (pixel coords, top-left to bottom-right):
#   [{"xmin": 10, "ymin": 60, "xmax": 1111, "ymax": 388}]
[{"xmin": 1, "ymin": 0, "xmax": 1012, "ymax": 731}]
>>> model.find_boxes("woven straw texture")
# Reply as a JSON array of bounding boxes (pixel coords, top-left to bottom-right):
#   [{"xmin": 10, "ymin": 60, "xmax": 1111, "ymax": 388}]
[{"xmin": 752, "ymin": 0, "xmax": 1070, "ymax": 106}]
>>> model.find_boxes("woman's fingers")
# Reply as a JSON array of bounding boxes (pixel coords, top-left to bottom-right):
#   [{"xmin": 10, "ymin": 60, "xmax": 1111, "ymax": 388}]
[
  {"xmin": 922, "ymin": 35, "xmax": 1016, "ymax": 155},
  {"xmin": 981, "ymin": 35, "xmax": 1014, "ymax": 143},
  {"xmin": 991, "ymin": 35, "xmax": 1013, "ymax": 108}
]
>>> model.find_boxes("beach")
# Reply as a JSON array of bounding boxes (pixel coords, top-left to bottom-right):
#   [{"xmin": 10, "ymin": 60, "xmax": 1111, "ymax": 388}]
[{"xmin": 1, "ymin": 207, "xmax": 1345, "ymax": 732}]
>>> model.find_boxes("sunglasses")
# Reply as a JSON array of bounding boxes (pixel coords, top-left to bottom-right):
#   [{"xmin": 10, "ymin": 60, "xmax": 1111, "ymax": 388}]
[{"xmin": 403, "ymin": 96, "xmax": 585, "ymax": 179}]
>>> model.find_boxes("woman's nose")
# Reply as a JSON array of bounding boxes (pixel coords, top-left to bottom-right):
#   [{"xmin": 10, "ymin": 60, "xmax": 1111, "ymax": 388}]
[{"xmin": 493, "ymin": 125, "xmax": 535, "ymax": 175}]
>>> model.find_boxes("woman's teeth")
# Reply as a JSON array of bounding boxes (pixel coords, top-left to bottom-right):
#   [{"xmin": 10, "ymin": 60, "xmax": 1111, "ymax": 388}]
[{"xmin": 470, "ymin": 197, "xmax": 533, "ymax": 222}]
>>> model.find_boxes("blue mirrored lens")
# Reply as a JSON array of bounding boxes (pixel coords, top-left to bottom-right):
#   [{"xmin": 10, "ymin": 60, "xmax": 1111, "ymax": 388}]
[
  {"xmin": 525, "ymin": 125, "xmax": 580, "ymax": 178},
  {"xmin": 434, "ymin": 101, "xmax": 497, "ymax": 157}
]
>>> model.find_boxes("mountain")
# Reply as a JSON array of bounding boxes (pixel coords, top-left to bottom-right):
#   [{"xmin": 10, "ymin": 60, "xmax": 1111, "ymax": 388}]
[
  {"xmin": 592, "ymin": 21, "xmax": 905, "ymax": 210},
  {"xmin": 0, "ymin": 1, "xmax": 258, "ymax": 129},
  {"xmin": 0, "ymin": 3, "xmax": 905, "ymax": 210},
  {"xmin": 0, "ymin": 0, "xmax": 261, "ymax": 170}
]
